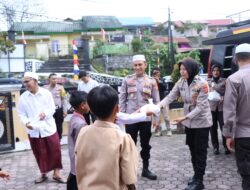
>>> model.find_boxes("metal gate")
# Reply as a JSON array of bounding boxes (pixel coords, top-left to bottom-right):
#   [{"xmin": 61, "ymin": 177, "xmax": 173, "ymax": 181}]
[{"xmin": 0, "ymin": 92, "xmax": 15, "ymax": 151}]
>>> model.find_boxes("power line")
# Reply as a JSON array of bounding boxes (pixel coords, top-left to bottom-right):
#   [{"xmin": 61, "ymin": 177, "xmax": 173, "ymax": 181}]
[{"xmin": 0, "ymin": 7, "xmax": 65, "ymax": 22}]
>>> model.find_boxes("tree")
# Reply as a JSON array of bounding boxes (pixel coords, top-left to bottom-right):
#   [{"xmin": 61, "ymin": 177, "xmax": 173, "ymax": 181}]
[
  {"xmin": 176, "ymin": 21, "xmax": 205, "ymax": 36},
  {"xmin": 131, "ymin": 38, "xmax": 144, "ymax": 53},
  {"xmin": 0, "ymin": 0, "xmax": 46, "ymax": 29},
  {"xmin": 0, "ymin": 32, "xmax": 15, "ymax": 55}
]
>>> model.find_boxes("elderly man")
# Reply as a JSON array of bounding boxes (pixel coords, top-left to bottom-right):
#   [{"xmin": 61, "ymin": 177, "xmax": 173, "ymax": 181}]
[
  {"xmin": 44, "ymin": 73, "xmax": 67, "ymax": 140},
  {"xmin": 120, "ymin": 54, "xmax": 160, "ymax": 180},
  {"xmin": 18, "ymin": 72, "xmax": 66, "ymax": 184},
  {"xmin": 223, "ymin": 43, "xmax": 250, "ymax": 190}
]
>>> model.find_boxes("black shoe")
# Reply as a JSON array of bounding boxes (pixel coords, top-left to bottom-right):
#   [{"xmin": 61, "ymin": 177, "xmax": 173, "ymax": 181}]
[
  {"xmin": 185, "ymin": 179, "xmax": 204, "ymax": 190},
  {"xmin": 141, "ymin": 169, "xmax": 157, "ymax": 180},
  {"xmin": 214, "ymin": 148, "xmax": 219, "ymax": 155},
  {"xmin": 225, "ymin": 149, "xmax": 231, "ymax": 155}
]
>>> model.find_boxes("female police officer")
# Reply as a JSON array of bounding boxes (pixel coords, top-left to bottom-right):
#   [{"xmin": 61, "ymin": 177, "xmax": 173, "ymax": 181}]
[{"xmin": 159, "ymin": 58, "xmax": 212, "ymax": 190}]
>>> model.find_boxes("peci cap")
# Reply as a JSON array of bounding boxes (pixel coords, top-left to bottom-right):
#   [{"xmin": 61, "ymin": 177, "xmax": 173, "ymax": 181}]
[
  {"xmin": 132, "ymin": 54, "xmax": 146, "ymax": 62},
  {"xmin": 24, "ymin": 72, "xmax": 39, "ymax": 80},
  {"xmin": 235, "ymin": 43, "xmax": 250, "ymax": 54}
]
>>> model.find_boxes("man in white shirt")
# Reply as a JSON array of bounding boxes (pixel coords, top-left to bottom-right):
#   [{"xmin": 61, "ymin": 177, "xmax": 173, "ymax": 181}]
[
  {"xmin": 17, "ymin": 72, "xmax": 66, "ymax": 184},
  {"xmin": 77, "ymin": 71, "xmax": 99, "ymax": 124}
]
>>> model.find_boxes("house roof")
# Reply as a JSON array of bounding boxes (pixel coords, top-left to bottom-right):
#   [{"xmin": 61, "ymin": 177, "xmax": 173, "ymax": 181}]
[
  {"xmin": 82, "ymin": 16, "xmax": 122, "ymax": 30},
  {"xmin": 118, "ymin": 17, "xmax": 154, "ymax": 26},
  {"xmin": 171, "ymin": 19, "xmax": 234, "ymax": 28},
  {"xmin": 152, "ymin": 36, "xmax": 189, "ymax": 43},
  {"xmin": 206, "ymin": 19, "xmax": 235, "ymax": 26},
  {"xmin": 14, "ymin": 21, "xmax": 82, "ymax": 33}
]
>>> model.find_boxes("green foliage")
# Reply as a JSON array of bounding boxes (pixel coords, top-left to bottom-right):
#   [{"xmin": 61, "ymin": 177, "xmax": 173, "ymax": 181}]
[
  {"xmin": 171, "ymin": 50, "xmax": 201, "ymax": 83},
  {"xmin": 93, "ymin": 40, "xmax": 105, "ymax": 58},
  {"xmin": 93, "ymin": 40, "xmax": 130, "ymax": 57},
  {"xmin": 176, "ymin": 21, "xmax": 205, "ymax": 35},
  {"xmin": 112, "ymin": 69, "xmax": 130, "ymax": 77},
  {"xmin": 0, "ymin": 32, "xmax": 15, "ymax": 55},
  {"xmin": 92, "ymin": 62, "xmax": 105, "ymax": 73},
  {"xmin": 131, "ymin": 38, "xmax": 144, "ymax": 53}
]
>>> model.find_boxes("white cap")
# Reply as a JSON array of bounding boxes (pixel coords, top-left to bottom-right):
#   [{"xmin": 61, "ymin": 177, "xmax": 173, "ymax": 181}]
[
  {"xmin": 24, "ymin": 72, "xmax": 39, "ymax": 80},
  {"xmin": 132, "ymin": 54, "xmax": 146, "ymax": 62},
  {"xmin": 235, "ymin": 43, "xmax": 250, "ymax": 54}
]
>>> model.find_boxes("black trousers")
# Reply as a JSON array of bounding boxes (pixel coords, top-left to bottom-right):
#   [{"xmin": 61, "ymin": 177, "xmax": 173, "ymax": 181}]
[
  {"xmin": 210, "ymin": 109, "xmax": 227, "ymax": 150},
  {"xmin": 126, "ymin": 121, "xmax": 152, "ymax": 168},
  {"xmin": 83, "ymin": 112, "xmax": 96, "ymax": 125},
  {"xmin": 67, "ymin": 173, "xmax": 78, "ymax": 190},
  {"xmin": 185, "ymin": 127, "xmax": 210, "ymax": 181},
  {"xmin": 235, "ymin": 138, "xmax": 250, "ymax": 190},
  {"xmin": 53, "ymin": 108, "xmax": 64, "ymax": 139}
]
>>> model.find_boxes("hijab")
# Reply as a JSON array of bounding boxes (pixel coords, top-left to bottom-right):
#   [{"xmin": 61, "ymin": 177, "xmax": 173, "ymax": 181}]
[
  {"xmin": 179, "ymin": 58, "xmax": 200, "ymax": 86},
  {"xmin": 211, "ymin": 64, "xmax": 222, "ymax": 83}
]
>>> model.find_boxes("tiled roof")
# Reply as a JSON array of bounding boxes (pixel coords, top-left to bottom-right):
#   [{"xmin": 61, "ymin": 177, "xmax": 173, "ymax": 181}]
[
  {"xmin": 172, "ymin": 19, "xmax": 234, "ymax": 27},
  {"xmin": 82, "ymin": 16, "xmax": 122, "ymax": 30},
  {"xmin": 206, "ymin": 19, "xmax": 235, "ymax": 26},
  {"xmin": 13, "ymin": 21, "xmax": 82, "ymax": 33}
]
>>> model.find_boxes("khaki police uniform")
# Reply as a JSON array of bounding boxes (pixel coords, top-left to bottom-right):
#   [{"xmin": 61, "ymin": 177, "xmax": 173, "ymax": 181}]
[
  {"xmin": 160, "ymin": 75, "xmax": 212, "ymax": 181},
  {"xmin": 160, "ymin": 76, "xmax": 212, "ymax": 128},
  {"xmin": 119, "ymin": 73, "xmax": 159, "ymax": 169},
  {"xmin": 44, "ymin": 84, "xmax": 67, "ymax": 139},
  {"xmin": 223, "ymin": 64, "xmax": 250, "ymax": 189},
  {"xmin": 207, "ymin": 77, "xmax": 228, "ymax": 152}
]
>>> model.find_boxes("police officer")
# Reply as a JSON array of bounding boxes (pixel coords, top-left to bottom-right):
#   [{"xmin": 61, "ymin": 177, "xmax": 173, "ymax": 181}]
[
  {"xmin": 151, "ymin": 67, "xmax": 172, "ymax": 137},
  {"xmin": 208, "ymin": 64, "xmax": 230, "ymax": 155},
  {"xmin": 119, "ymin": 54, "xmax": 160, "ymax": 180},
  {"xmin": 44, "ymin": 73, "xmax": 67, "ymax": 139},
  {"xmin": 159, "ymin": 58, "xmax": 212, "ymax": 190},
  {"xmin": 223, "ymin": 43, "xmax": 250, "ymax": 190}
]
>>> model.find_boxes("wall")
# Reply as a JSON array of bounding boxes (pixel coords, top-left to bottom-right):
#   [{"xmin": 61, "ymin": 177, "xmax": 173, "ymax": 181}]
[{"xmin": 0, "ymin": 44, "xmax": 25, "ymax": 72}]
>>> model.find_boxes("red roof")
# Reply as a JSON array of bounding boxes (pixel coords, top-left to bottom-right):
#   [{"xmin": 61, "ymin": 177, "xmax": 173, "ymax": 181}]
[
  {"xmin": 172, "ymin": 19, "xmax": 234, "ymax": 27},
  {"xmin": 152, "ymin": 36, "xmax": 189, "ymax": 43},
  {"xmin": 206, "ymin": 19, "xmax": 235, "ymax": 26}
]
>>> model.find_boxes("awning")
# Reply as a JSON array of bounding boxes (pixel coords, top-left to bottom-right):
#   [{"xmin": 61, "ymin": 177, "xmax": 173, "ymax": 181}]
[{"xmin": 203, "ymin": 31, "xmax": 250, "ymax": 45}]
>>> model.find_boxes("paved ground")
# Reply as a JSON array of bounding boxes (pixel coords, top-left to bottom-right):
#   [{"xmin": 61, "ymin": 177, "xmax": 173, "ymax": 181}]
[{"xmin": 0, "ymin": 133, "xmax": 241, "ymax": 190}]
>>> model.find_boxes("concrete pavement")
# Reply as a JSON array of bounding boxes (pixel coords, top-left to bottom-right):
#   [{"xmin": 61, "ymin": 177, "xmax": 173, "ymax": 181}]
[{"xmin": 0, "ymin": 133, "xmax": 241, "ymax": 190}]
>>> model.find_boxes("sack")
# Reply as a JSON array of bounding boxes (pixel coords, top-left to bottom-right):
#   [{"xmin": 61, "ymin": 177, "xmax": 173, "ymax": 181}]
[{"xmin": 208, "ymin": 91, "xmax": 221, "ymax": 102}]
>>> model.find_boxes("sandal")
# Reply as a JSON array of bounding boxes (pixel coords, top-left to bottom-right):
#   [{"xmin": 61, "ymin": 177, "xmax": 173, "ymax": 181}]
[
  {"xmin": 53, "ymin": 176, "xmax": 67, "ymax": 184},
  {"xmin": 35, "ymin": 175, "xmax": 48, "ymax": 184}
]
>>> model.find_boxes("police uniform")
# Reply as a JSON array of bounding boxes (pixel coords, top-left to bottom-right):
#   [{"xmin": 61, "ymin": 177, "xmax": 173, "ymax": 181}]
[
  {"xmin": 119, "ymin": 73, "xmax": 160, "ymax": 178},
  {"xmin": 44, "ymin": 84, "xmax": 67, "ymax": 139},
  {"xmin": 223, "ymin": 63, "xmax": 250, "ymax": 189},
  {"xmin": 207, "ymin": 77, "xmax": 228, "ymax": 153},
  {"xmin": 160, "ymin": 76, "xmax": 212, "ymax": 183}
]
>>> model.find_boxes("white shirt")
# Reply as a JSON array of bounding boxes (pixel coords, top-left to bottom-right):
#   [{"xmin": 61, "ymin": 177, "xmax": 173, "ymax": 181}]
[
  {"xmin": 117, "ymin": 112, "xmax": 147, "ymax": 131},
  {"xmin": 77, "ymin": 78, "xmax": 99, "ymax": 93},
  {"xmin": 17, "ymin": 87, "xmax": 57, "ymax": 138}
]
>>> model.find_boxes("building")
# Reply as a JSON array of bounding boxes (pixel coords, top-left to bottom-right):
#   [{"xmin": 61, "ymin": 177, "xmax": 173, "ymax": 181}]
[{"xmin": 13, "ymin": 16, "xmax": 124, "ymax": 61}]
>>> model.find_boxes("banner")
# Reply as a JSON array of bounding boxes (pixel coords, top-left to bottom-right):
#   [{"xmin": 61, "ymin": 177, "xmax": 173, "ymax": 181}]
[{"xmin": 72, "ymin": 40, "xmax": 79, "ymax": 80}]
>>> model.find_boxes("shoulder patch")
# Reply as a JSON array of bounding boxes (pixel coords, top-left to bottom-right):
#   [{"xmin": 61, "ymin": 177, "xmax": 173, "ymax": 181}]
[{"xmin": 201, "ymin": 83, "xmax": 208, "ymax": 94}]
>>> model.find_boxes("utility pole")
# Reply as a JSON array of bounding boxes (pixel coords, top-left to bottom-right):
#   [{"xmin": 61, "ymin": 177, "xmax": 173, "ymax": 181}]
[{"xmin": 167, "ymin": 7, "xmax": 175, "ymax": 73}]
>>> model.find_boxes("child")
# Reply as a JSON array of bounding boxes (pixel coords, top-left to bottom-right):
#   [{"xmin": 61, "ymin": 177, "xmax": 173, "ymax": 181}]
[
  {"xmin": 75, "ymin": 85, "xmax": 138, "ymax": 190},
  {"xmin": 67, "ymin": 91, "xmax": 89, "ymax": 190}
]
